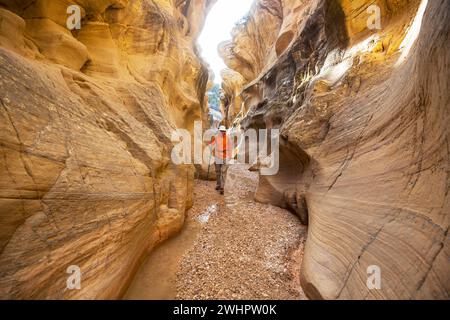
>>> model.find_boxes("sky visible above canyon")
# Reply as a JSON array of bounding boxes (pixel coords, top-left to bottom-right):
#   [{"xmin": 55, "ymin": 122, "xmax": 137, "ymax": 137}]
[{"xmin": 198, "ymin": 0, "xmax": 254, "ymax": 83}]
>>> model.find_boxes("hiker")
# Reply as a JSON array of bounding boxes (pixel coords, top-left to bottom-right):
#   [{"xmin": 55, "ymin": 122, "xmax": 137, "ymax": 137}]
[{"xmin": 210, "ymin": 125, "xmax": 232, "ymax": 195}]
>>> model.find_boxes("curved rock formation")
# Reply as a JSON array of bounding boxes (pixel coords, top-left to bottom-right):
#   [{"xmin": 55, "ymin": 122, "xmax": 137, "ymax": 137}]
[
  {"xmin": 218, "ymin": 0, "xmax": 282, "ymax": 83},
  {"xmin": 221, "ymin": 0, "xmax": 449, "ymax": 299},
  {"xmin": 0, "ymin": 0, "xmax": 214, "ymax": 299},
  {"xmin": 220, "ymin": 68, "xmax": 245, "ymax": 126}
]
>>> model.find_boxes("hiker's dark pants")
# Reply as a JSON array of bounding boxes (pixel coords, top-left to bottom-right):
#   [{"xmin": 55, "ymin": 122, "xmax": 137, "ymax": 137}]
[{"xmin": 215, "ymin": 163, "xmax": 229, "ymax": 191}]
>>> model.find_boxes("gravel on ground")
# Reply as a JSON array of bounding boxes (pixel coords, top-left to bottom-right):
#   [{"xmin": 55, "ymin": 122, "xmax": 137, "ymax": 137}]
[{"xmin": 175, "ymin": 165, "xmax": 308, "ymax": 300}]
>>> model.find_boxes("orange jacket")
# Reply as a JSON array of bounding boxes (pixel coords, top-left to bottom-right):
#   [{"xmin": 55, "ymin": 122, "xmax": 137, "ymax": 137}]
[{"xmin": 211, "ymin": 132, "xmax": 232, "ymax": 160}]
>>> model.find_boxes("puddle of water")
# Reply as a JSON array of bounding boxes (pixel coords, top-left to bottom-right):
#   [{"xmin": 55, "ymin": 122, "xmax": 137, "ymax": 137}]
[{"xmin": 197, "ymin": 204, "xmax": 218, "ymax": 224}]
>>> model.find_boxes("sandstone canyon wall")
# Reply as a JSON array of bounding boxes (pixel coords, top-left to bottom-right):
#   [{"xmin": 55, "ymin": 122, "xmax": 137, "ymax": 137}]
[
  {"xmin": 220, "ymin": 68, "xmax": 245, "ymax": 127},
  {"xmin": 0, "ymin": 0, "xmax": 215, "ymax": 299},
  {"xmin": 221, "ymin": 0, "xmax": 449, "ymax": 299}
]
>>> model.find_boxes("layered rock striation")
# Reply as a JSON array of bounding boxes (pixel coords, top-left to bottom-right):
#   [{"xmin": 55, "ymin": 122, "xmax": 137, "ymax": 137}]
[
  {"xmin": 0, "ymin": 0, "xmax": 215, "ymax": 299},
  {"xmin": 221, "ymin": 0, "xmax": 450, "ymax": 299}
]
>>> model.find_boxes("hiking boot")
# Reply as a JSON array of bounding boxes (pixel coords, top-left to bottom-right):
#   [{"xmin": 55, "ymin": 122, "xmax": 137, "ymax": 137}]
[
  {"xmin": 215, "ymin": 185, "xmax": 220, "ymax": 190},
  {"xmin": 220, "ymin": 189, "xmax": 224, "ymax": 195}
]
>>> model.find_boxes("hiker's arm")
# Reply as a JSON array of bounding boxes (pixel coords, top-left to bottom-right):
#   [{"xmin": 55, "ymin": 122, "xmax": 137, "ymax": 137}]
[{"xmin": 207, "ymin": 136, "xmax": 215, "ymax": 146}]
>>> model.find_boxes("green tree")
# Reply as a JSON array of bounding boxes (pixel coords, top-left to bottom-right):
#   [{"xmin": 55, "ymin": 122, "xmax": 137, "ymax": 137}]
[{"xmin": 207, "ymin": 84, "xmax": 221, "ymax": 111}]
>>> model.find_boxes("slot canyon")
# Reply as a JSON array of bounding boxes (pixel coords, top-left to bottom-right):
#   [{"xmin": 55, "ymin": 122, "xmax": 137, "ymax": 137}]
[{"xmin": 0, "ymin": 0, "xmax": 449, "ymax": 300}]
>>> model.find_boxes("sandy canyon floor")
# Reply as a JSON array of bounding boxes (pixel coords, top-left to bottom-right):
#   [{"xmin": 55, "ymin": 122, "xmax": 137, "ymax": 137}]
[{"xmin": 125, "ymin": 165, "xmax": 307, "ymax": 300}]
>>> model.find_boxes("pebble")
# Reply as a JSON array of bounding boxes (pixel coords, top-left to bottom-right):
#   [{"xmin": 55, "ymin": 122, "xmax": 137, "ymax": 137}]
[{"xmin": 175, "ymin": 165, "xmax": 308, "ymax": 300}]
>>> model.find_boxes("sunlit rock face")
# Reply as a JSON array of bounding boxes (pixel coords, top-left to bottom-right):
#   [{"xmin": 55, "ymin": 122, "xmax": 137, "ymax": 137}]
[
  {"xmin": 218, "ymin": 0, "xmax": 283, "ymax": 83},
  {"xmin": 220, "ymin": 68, "xmax": 245, "ymax": 126},
  {"xmin": 0, "ymin": 0, "xmax": 214, "ymax": 299},
  {"xmin": 221, "ymin": 0, "xmax": 449, "ymax": 299}
]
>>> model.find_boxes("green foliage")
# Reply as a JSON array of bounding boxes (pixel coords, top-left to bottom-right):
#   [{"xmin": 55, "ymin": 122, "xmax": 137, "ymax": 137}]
[
  {"xmin": 207, "ymin": 84, "xmax": 221, "ymax": 111},
  {"xmin": 235, "ymin": 14, "xmax": 250, "ymax": 28}
]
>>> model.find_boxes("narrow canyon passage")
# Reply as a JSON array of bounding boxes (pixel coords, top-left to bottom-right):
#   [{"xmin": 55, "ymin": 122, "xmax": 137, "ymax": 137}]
[
  {"xmin": 0, "ymin": 0, "xmax": 448, "ymax": 301},
  {"xmin": 125, "ymin": 165, "xmax": 307, "ymax": 300}
]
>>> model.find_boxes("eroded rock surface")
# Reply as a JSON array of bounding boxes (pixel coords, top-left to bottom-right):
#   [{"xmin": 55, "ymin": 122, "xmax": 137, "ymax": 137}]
[
  {"xmin": 220, "ymin": 68, "xmax": 245, "ymax": 126},
  {"xmin": 221, "ymin": 0, "xmax": 449, "ymax": 299},
  {"xmin": 0, "ymin": 0, "xmax": 214, "ymax": 299}
]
